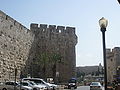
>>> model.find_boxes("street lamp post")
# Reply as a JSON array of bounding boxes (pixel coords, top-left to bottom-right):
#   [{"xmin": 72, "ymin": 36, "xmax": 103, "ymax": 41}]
[
  {"xmin": 99, "ymin": 17, "xmax": 108, "ymax": 90},
  {"xmin": 117, "ymin": 0, "xmax": 120, "ymax": 4}
]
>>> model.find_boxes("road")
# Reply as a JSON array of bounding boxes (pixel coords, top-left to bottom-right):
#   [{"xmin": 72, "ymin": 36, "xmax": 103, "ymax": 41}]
[
  {"xmin": 76, "ymin": 86, "xmax": 89, "ymax": 90},
  {"xmin": 64, "ymin": 86, "xmax": 104, "ymax": 90}
]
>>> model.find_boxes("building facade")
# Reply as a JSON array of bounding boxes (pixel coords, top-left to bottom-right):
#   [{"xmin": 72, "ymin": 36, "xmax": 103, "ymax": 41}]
[
  {"xmin": 106, "ymin": 47, "xmax": 120, "ymax": 83},
  {"xmin": 0, "ymin": 10, "xmax": 77, "ymax": 82}
]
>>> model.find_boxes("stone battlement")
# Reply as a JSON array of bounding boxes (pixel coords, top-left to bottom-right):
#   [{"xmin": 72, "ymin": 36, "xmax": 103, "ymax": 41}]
[
  {"xmin": 30, "ymin": 23, "xmax": 75, "ymax": 35},
  {"xmin": 0, "ymin": 10, "xmax": 75, "ymax": 36}
]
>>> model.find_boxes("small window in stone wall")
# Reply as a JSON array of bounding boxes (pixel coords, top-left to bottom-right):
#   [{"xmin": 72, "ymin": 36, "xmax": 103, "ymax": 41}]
[
  {"xmin": 0, "ymin": 31, "xmax": 3, "ymax": 36},
  {"xmin": 59, "ymin": 30, "xmax": 62, "ymax": 33},
  {"xmin": 111, "ymin": 59, "xmax": 113, "ymax": 62},
  {"xmin": 10, "ymin": 25, "xmax": 13, "ymax": 29},
  {"xmin": 6, "ymin": 15, "xmax": 8, "ymax": 20},
  {"xmin": 14, "ymin": 21, "xmax": 16, "ymax": 25}
]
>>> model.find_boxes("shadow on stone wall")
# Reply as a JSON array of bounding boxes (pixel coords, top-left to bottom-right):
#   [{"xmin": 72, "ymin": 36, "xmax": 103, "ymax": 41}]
[{"xmin": 21, "ymin": 23, "xmax": 77, "ymax": 83}]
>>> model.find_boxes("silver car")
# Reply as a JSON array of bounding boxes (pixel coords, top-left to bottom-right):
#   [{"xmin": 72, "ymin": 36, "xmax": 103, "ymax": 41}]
[
  {"xmin": 22, "ymin": 78, "xmax": 58, "ymax": 90},
  {"xmin": 21, "ymin": 81, "xmax": 48, "ymax": 90},
  {"xmin": 0, "ymin": 81, "xmax": 32, "ymax": 90},
  {"xmin": 90, "ymin": 82, "xmax": 102, "ymax": 90}
]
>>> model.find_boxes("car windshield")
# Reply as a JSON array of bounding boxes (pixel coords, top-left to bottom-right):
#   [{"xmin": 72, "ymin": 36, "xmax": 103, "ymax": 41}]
[
  {"xmin": 21, "ymin": 82, "xmax": 29, "ymax": 86},
  {"xmin": 69, "ymin": 79, "xmax": 76, "ymax": 83},
  {"xmin": 91, "ymin": 82, "xmax": 99, "ymax": 85}
]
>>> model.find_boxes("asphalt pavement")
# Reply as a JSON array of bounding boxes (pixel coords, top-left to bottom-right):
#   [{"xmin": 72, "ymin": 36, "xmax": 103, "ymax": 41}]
[
  {"xmin": 64, "ymin": 86, "xmax": 104, "ymax": 90},
  {"xmin": 64, "ymin": 86, "xmax": 89, "ymax": 90}
]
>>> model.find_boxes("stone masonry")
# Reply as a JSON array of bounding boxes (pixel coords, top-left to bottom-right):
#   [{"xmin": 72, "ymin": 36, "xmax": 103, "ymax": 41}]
[
  {"xmin": 0, "ymin": 10, "xmax": 34, "ymax": 81},
  {"xmin": 29, "ymin": 24, "xmax": 77, "ymax": 82},
  {"xmin": 106, "ymin": 47, "xmax": 120, "ymax": 83},
  {"xmin": 0, "ymin": 10, "xmax": 77, "ymax": 82}
]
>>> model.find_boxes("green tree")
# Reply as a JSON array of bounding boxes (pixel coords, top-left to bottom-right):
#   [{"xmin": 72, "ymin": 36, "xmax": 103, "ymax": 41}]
[
  {"xmin": 76, "ymin": 72, "xmax": 85, "ymax": 82},
  {"xmin": 36, "ymin": 52, "xmax": 62, "ymax": 82},
  {"xmin": 50, "ymin": 53, "xmax": 62, "ymax": 83},
  {"xmin": 37, "ymin": 52, "xmax": 49, "ymax": 80}
]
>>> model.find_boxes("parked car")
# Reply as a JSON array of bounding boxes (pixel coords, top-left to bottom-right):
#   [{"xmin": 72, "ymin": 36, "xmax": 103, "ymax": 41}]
[
  {"xmin": 90, "ymin": 82, "xmax": 102, "ymax": 90},
  {"xmin": 21, "ymin": 81, "xmax": 48, "ymax": 90},
  {"xmin": 0, "ymin": 81, "xmax": 32, "ymax": 90},
  {"xmin": 68, "ymin": 78, "xmax": 77, "ymax": 89},
  {"xmin": 107, "ymin": 83, "xmax": 114, "ymax": 90},
  {"xmin": 22, "ymin": 78, "xmax": 58, "ymax": 90}
]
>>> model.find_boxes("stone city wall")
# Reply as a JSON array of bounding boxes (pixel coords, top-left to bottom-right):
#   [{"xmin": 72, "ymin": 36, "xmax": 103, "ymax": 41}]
[
  {"xmin": 0, "ymin": 10, "xmax": 34, "ymax": 81},
  {"xmin": 106, "ymin": 47, "xmax": 120, "ymax": 83},
  {"xmin": 0, "ymin": 10, "xmax": 77, "ymax": 82}
]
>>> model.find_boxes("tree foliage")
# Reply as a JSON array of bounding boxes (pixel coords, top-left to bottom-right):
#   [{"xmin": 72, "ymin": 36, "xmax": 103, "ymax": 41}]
[
  {"xmin": 49, "ymin": 53, "xmax": 62, "ymax": 83},
  {"xmin": 36, "ymin": 52, "xmax": 62, "ymax": 82}
]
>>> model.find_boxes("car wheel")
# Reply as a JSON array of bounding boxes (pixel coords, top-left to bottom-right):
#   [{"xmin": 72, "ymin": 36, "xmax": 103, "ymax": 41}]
[
  {"xmin": 74, "ymin": 86, "xmax": 77, "ymax": 89},
  {"xmin": 68, "ymin": 86, "xmax": 70, "ymax": 89},
  {"xmin": 53, "ymin": 87, "xmax": 55, "ymax": 90},
  {"xmin": 33, "ymin": 88, "xmax": 37, "ymax": 90},
  {"xmin": 2, "ymin": 88, "xmax": 7, "ymax": 90}
]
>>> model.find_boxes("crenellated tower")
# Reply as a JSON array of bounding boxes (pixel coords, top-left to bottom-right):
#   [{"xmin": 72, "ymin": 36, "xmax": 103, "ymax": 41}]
[{"xmin": 30, "ymin": 23, "xmax": 77, "ymax": 82}]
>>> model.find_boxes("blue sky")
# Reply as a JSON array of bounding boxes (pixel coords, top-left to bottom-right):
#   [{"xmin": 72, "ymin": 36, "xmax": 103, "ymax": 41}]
[{"xmin": 1, "ymin": 0, "xmax": 120, "ymax": 66}]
